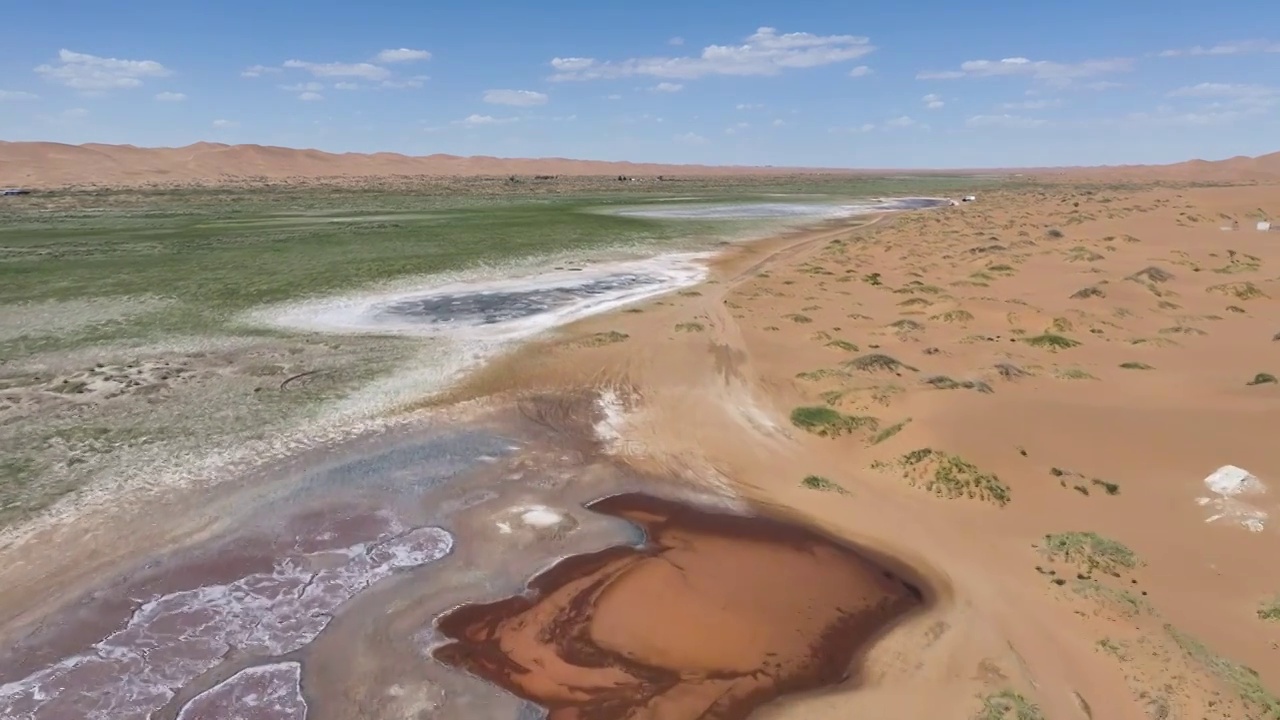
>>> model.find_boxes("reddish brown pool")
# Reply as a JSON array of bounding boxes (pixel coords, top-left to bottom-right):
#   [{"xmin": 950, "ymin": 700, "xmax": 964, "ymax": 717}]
[{"xmin": 433, "ymin": 493, "xmax": 923, "ymax": 720}]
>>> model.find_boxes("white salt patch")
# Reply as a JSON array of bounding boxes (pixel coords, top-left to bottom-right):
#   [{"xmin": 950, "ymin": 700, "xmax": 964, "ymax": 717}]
[
  {"xmin": 0, "ymin": 527, "xmax": 453, "ymax": 720},
  {"xmin": 519, "ymin": 506, "xmax": 564, "ymax": 528},
  {"xmin": 251, "ymin": 253, "xmax": 710, "ymax": 343},
  {"xmin": 609, "ymin": 198, "xmax": 948, "ymax": 221},
  {"xmin": 176, "ymin": 662, "xmax": 306, "ymax": 720},
  {"xmin": 594, "ymin": 388, "xmax": 628, "ymax": 450},
  {"xmin": 1196, "ymin": 465, "xmax": 1268, "ymax": 533}
]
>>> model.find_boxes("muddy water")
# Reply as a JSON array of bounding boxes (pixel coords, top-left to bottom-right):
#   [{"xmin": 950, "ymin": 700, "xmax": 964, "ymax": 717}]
[
  {"xmin": 0, "ymin": 394, "xmax": 922, "ymax": 720},
  {"xmin": 434, "ymin": 493, "xmax": 923, "ymax": 720}
]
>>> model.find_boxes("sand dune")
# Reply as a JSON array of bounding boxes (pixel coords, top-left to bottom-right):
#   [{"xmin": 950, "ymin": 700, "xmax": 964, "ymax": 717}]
[{"xmin": 4, "ymin": 140, "xmax": 1280, "ymax": 188}]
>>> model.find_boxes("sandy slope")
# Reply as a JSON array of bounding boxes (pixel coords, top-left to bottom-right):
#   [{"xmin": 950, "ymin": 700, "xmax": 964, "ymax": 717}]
[
  {"xmin": 450, "ymin": 183, "xmax": 1280, "ymax": 718},
  {"xmin": 3, "ymin": 140, "xmax": 1280, "ymax": 188}
]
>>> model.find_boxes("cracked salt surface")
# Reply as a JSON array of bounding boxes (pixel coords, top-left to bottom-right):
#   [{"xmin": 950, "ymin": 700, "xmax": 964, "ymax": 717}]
[
  {"xmin": 0, "ymin": 525, "xmax": 453, "ymax": 720},
  {"xmin": 176, "ymin": 662, "xmax": 306, "ymax": 720}
]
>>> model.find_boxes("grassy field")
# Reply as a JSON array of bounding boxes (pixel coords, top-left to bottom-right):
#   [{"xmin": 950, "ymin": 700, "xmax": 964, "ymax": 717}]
[{"xmin": 0, "ymin": 174, "xmax": 995, "ymax": 528}]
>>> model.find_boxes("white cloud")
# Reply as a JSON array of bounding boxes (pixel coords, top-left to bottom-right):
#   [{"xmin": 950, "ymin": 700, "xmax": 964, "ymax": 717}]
[
  {"xmin": 1157, "ymin": 40, "xmax": 1280, "ymax": 57},
  {"xmin": 333, "ymin": 82, "xmax": 360, "ymax": 90},
  {"xmin": 154, "ymin": 91, "xmax": 186, "ymax": 102},
  {"xmin": 380, "ymin": 76, "xmax": 427, "ymax": 89},
  {"xmin": 674, "ymin": 131, "xmax": 706, "ymax": 144},
  {"xmin": 922, "ymin": 93, "xmax": 944, "ymax": 109},
  {"xmin": 1162, "ymin": 83, "xmax": 1278, "ymax": 117},
  {"xmin": 668, "ymin": 37, "xmax": 685, "ymax": 46},
  {"xmin": 283, "ymin": 59, "xmax": 389, "ymax": 80},
  {"xmin": 1000, "ymin": 98, "xmax": 1061, "ymax": 110},
  {"xmin": 725, "ymin": 121, "xmax": 750, "ymax": 135},
  {"xmin": 281, "ymin": 82, "xmax": 325, "ymax": 93},
  {"xmin": 652, "ymin": 82, "xmax": 683, "ymax": 92},
  {"xmin": 831, "ymin": 122, "xmax": 876, "ymax": 133},
  {"xmin": 483, "ymin": 89, "xmax": 549, "ymax": 106},
  {"xmin": 241, "ymin": 65, "xmax": 280, "ymax": 78},
  {"xmin": 917, "ymin": 56, "xmax": 1131, "ymax": 85},
  {"xmin": 772, "ymin": 118, "xmax": 785, "ymax": 126},
  {"xmin": 606, "ymin": 93, "xmax": 622, "ymax": 100},
  {"xmin": 848, "ymin": 65, "xmax": 873, "ymax": 77},
  {"xmin": 549, "ymin": 27, "xmax": 874, "ymax": 81},
  {"xmin": 35, "ymin": 49, "xmax": 171, "ymax": 91},
  {"xmin": 966, "ymin": 113, "xmax": 1047, "ymax": 128},
  {"xmin": 298, "ymin": 91, "xmax": 324, "ymax": 101},
  {"xmin": 1167, "ymin": 82, "xmax": 1278, "ymax": 100},
  {"xmin": 736, "ymin": 103, "xmax": 764, "ymax": 110},
  {"xmin": 212, "ymin": 119, "xmax": 239, "ymax": 129},
  {"xmin": 456, "ymin": 114, "xmax": 518, "ymax": 126},
  {"xmin": 0, "ymin": 90, "xmax": 39, "ymax": 101},
  {"xmin": 1120, "ymin": 106, "xmax": 1249, "ymax": 127},
  {"xmin": 884, "ymin": 115, "xmax": 921, "ymax": 128},
  {"xmin": 375, "ymin": 48, "xmax": 432, "ymax": 63}
]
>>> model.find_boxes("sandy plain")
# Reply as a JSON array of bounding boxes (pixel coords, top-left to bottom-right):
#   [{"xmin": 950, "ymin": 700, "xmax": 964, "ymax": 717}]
[{"xmin": 1, "ymin": 144, "xmax": 1279, "ymax": 720}]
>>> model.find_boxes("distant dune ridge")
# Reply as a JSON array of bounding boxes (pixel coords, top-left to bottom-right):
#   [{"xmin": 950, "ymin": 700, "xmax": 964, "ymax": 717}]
[{"xmin": 1, "ymin": 140, "xmax": 1279, "ymax": 187}]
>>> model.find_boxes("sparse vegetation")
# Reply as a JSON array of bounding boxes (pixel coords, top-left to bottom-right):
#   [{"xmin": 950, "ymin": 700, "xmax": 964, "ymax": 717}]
[
  {"xmin": 1247, "ymin": 373, "xmax": 1277, "ymax": 386},
  {"xmin": 1207, "ymin": 281, "xmax": 1268, "ymax": 301},
  {"xmin": 579, "ymin": 330, "xmax": 630, "ymax": 347},
  {"xmin": 801, "ymin": 475, "xmax": 849, "ymax": 494},
  {"xmin": 922, "ymin": 375, "xmax": 994, "ymax": 393},
  {"xmin": 974, "ymin": 689, "xmax": 1044, "ymax": 720},
  {"xmin": 845, "ymin": 353, "xmax": 917, "ymax": 373},
  {"xmin": 789, "ymin": 406, "xmax": 879, "ymax": 438},
  {"xmin": 1119, "ymin": 361, "xmax": 1154, "ymax": 370},
  {"xmin": 1055, "ymin": 368, "xmax": 1096, "ymax": 380},
  {"xmin": 894, "ymin": 448, "xmax": 1011, "ymax": 506},
  {"xmin": 825, "ymin": 339, "xmax": 858, "ymax": 352},
  {"xmin": 1040, "ymin": 532, "xmax": 1141, "ymax": 576},
  {"xmin": 1165, "ymin": 624, "xmax": 1280, "ymax": 718},
  {"xmin": 870, "ymin": 418, "xmax": 911, "ymax": 445},
  {"xmin": 1258, "ymin": 596, "xmax": 1280, "ymax": 622},
  {"xmin": 1023, "ymin": 333, "xmax": 1081, "ymax": 350},
  {"xmin": 674, "ymin": 322, "xmax": 705, "ymax": 333},
  {"xmin": 931, "ymin": 309, "xmax": 974, "ymax": 323}
]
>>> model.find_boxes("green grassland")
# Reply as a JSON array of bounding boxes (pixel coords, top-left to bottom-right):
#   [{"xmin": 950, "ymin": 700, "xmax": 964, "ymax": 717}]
[{"xmin": 0, "ymin": 174, "xmax": 993, "ymax": 527}]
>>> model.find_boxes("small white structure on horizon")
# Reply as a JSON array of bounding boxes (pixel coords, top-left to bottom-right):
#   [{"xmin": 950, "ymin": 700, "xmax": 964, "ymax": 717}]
[
  {"xmin": 1258, "ymin": 221, "xmax": 1272, "ymax": 232},
  {"xmin": 962, "ymin": 195, "xmax": 977, "ymax": 202}
]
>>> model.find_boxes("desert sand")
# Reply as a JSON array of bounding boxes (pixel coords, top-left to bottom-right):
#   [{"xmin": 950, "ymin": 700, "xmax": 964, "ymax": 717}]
[
  {"xmin": 448, "ymin": 181, "xmax": 1280, "ymax": 718},
  {"xmin": 1, "ymin": 144, "xmax": 1279, "ymax": 720},
  {"xmin": 4, "ymin": 140, "xmax": 1280, "ymax": 188}
]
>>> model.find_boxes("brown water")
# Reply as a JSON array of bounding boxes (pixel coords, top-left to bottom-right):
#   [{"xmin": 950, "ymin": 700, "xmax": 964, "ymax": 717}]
[{"xmin": 433, "ymin": 493, "xmax": 924, "ymax": 720}]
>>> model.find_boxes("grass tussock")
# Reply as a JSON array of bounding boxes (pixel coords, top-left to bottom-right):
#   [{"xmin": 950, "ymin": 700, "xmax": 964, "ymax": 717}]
[
  {"xmin": 578, "ymin": 330, "xmax": 630, "ymax": 347},
  {"xmin": 870, "ymin": 418, "xmax": 912, "ymax": 445},
  {"xmin": 1040, "ymin": 532, "xmax": 1141, "ymax": 576},
  {"xmin": 844, "ymin": 353, "xmax": 917, "ymax": 373},
  {"xmin": 1023, "ymin": 333, "xmax": 1081, "ymax": 350},
  {"xmin": 974, "ymin": 690, "xmax": 1044, "ymax": 720},
  {"xmin": 892, "ymin": 448, "xmax": 1011, "ymax": 506},
  {"xmin": 789, "ymin": 406, "xmax": 879, "ymax": 438},
  {"xmin": 800, "ymin": 475, "xmax": 849, "ymax": 494},
  {"xmin": 931, "ymin": 309, "xmax": 974, "ymax": 324}
]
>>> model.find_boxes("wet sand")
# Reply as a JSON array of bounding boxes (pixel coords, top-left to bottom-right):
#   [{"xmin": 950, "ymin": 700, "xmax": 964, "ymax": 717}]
[{"xmin": 434, "ymin": 493, "xmax": 923, "ymax": 720}]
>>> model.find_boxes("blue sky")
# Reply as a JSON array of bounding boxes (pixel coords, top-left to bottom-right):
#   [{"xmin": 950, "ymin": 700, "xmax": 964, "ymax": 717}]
[{"xmin": 1, "ymin": 1, "xmax": 1278, "ymax": 168}]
